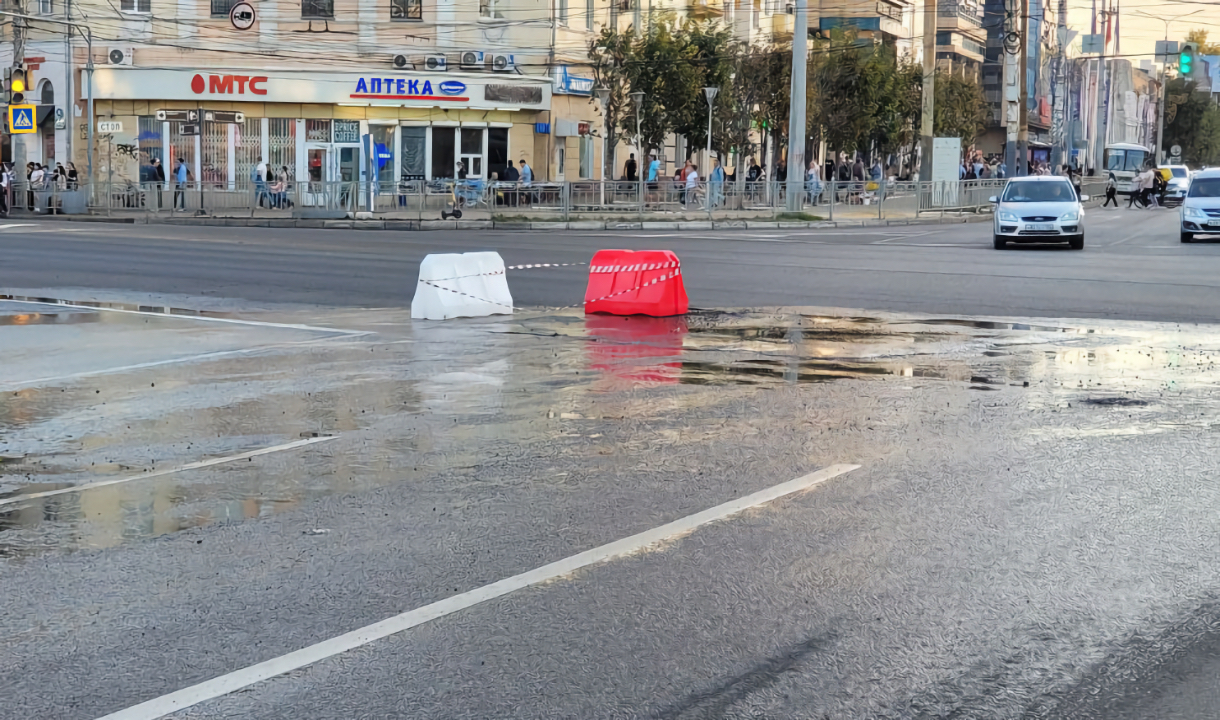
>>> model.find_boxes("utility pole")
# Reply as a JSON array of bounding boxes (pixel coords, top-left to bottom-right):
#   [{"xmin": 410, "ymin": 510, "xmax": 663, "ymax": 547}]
[
  {"xmin": 785, "ymin": 0, "xmax": 807, "ymax": 211},
  {"xmin": 11, "ymin": 0, "xmax": 26, "ymax": 180},
  {"xmin": 1002, "ymin": 0, "xmax": 1019, "ymax": 176},
  {"xmin": 1016, "ymin": 0, "xmax": 1029, "ymax": 175},
  {"xmin": 919, "ymin": 0, "xmax": 936, "ymax": 180},
  {"xmin": 1135, "ymin": 10, "xmax": 1201, "ymax": 163}
]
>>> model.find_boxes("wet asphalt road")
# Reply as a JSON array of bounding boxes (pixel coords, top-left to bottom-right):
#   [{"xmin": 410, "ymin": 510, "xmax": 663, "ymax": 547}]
[
  {"xmin": 5, "ymin": 210, "xmax": 1220, "ymax": 719},
  {"xmin": 0, "ymin": 206, "xmax": 1217, "ymax": 323}
]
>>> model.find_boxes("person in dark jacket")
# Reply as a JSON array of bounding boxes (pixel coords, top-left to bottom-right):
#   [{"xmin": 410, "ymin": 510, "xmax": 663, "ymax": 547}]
[{"xmin": 151, "ymin": 158, "xmax": 166, "ymax": 209}]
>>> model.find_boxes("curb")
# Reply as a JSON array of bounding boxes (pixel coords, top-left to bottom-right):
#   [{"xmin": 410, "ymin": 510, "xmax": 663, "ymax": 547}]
[{"xmin": 17, "ymin": 212, "xmax": 997, "ymax": 231}]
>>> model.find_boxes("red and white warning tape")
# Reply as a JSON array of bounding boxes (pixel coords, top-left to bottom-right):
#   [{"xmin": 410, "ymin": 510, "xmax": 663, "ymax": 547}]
[
  {"xmin": 421, "ymin": 262, "xmax": 589, "ymax": 284},
  {"xmin": 589, "ymin": 261, "xmax": 681, "ymax": 274},
  {"xmin": 418, "ymin": 261, "xmax": 679, "ymax": 312},
  {"xmin": 419, "ymin": 280, "xmax": 514, "ymax": 310}
]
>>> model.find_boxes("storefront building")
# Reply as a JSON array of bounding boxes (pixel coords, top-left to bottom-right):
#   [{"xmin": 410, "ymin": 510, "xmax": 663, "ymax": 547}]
[{"xmin": 84, "ymin": 66, "xmax": 553, "ymax": 188}]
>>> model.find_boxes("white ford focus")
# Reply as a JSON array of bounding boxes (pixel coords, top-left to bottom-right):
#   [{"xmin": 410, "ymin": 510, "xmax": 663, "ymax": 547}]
[{"xmin": 990, "ymin": 176, "xmax": 1086, "ymax": 250}]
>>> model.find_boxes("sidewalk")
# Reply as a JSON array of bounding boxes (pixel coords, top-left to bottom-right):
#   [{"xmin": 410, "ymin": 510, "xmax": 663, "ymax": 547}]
[{"xmin": 8, "ymin": 208, "xmax": 998, "ymax": 232}]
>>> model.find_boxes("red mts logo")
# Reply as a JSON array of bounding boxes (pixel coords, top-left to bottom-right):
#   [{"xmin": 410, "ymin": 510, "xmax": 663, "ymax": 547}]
[{"xmin": 190, "ymin": 74, "xmax": 268, "ymax": 95}]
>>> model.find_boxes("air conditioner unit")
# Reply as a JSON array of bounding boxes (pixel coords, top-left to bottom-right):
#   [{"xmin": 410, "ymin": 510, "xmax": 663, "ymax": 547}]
[
  {"xmin": 424, "ymin": 54, "xmax": 448, "ymax": 71},
  {"xmin": 108, "ymin": 47, "xmax": 134, "ymax": 66},
  {"xmin": 393, "ymin": 54, "xmax": 411, "ymax": 69},
  {"xmin": 491, "ymin": 54, "xmax": 516, "ymax": 72},
  {"xmin": 460, "ymin": 50, "xmax": 485, "ymax": 69}
]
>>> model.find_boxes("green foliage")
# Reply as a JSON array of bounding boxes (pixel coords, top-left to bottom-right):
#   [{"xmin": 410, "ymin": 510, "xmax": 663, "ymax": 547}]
[
  {"xmin": 1186, "ymin": 29, "xmax": 1220, "ymax": 57},
  {"xmin": 1164, "ymin": 76, "xmax": 1220, "ymax": 166}
]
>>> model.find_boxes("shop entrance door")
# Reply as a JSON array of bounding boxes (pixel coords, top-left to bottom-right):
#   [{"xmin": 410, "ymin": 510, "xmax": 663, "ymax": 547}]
[
  {"xmin": 304, "ymin": 146, "xmax": 329, "ymax": 207},
  {"xmin": 337, "ymin": 146, "xmax": 359, "ymax": 209}
]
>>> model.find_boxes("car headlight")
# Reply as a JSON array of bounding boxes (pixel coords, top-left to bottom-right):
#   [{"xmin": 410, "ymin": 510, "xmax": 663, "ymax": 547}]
[
  {"xmin": 1059, "ymin": 210, "xmax": 1080, "ymax": 222},
  {"xmin": 1185, "ymin": 206, "xmax": 1208, "ymax": 219},
  {"xmin": 998, "ymin": 211, "xmax": 1019, "ymax": 222}
]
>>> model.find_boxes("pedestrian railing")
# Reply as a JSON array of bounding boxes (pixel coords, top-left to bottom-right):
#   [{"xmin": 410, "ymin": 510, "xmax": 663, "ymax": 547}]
[{"xmin": 3, "ymin": 177, "xmax": 1050, "ymax": 222}]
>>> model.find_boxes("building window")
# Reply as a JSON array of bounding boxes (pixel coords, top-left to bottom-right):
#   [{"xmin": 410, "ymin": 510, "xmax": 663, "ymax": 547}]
[
  {"xmin": 333, "ymin": 120, "xmax": 360, "ymax": 144},
  {"xmin": 558, "ymin": 0, "xmax": 567, "ymax": 25},
  {"xmin": 480, "ymin": 0, "xmax": 503, "ymax": 18},
  {"xmin": 556, "ymin": 144, "xmax": 566, "ymax": 178},
  {"xmin": 234, "ymin": 117, "xmax": 260, "ymax": 186},
  {"xmin": 121, "ymin": 0, "xmax": 150, "ymax": 12},
  {"xmin": 34, "ymin": 0, "xmax": 53, "ymax": 15},
  {"xmin": 201, "ymin": 120, "xmax": 228, "ymax": 187},
  {"xmin": 268, "ymin": 119, "xmax": 296, "ymax": 181},
  {"xmin": 369, "ymin": 125, "xmax": 395, "ymax": 183},
  {"xmin": 400, "ymin": 127, "xmax": 426, "ymax": 180},
  {"xmin": 306, "ymin": 119, "xmax": 331, "ymax": 143},
  {"xmin": 431, "ymin": 127, "xmax": 456, "ymax": 179},
  {"xmin": 137, "ymin": 116, "xmax": 163, "ymax": 182},
  {"xmin": 211, "ymin": 0, "xmax": 237, "ymax": 16},
  {"xmin": 302, "ymin": 0, "xmax": 333, "ymax": 18},
  {"xmin": 488, "ymin": 128, "xmax": 508, "ymax": 180},
  {"xmin": 579, "ymin": 135, "xmax": 594, "ymax": 178},
  {"xmin": 391, "ymin": 0, "xmax": 422, "ymax": 20},
  {"xmin": 39, "ymin": 80, "xmax": 53, "ymax": 105}
]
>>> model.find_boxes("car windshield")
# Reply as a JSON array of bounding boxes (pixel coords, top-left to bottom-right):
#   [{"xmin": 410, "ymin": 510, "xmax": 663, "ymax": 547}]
[
  {"xmin": 1170, "ymin": 167, "xmax": 1188, "ymax": 178},
  {"xmin": 1189, "ymin": 178, "xmax": 1220, "ymax": 198},
  {"xmin": 1001, "ymin": 181, "xmax": 1075, "ymax": 203}
]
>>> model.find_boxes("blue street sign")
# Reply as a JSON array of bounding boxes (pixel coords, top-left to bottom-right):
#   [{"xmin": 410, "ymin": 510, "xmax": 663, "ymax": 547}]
[{"xmin": 9, "ymin": 104, "xmax": 35, "ymax": 134}]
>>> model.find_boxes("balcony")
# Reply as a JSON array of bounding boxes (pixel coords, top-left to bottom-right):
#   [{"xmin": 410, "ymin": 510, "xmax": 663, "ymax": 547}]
[
  {"xmin": 937, "ymin": 0, "xmax": 982, "ymax": 27},
  {"xmin": 689, "ymin": 0, "xmax": 724, "ymax": 19}
]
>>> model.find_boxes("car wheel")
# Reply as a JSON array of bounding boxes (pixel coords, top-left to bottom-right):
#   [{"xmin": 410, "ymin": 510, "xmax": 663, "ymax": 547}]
[
  {"xmin": 993, "ymin": 234, "xmax": 1007, "ymax": 250},
  {"xmin": 1069, "ymin": 235, "xmax": 1084, "ymax": 250},
  {"xmin": 1182, "ymin": 232, "xmax": 1194, "ymax": 243}
]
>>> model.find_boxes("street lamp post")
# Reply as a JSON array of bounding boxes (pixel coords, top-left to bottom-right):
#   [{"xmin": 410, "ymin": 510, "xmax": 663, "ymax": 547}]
[
  {"xmin": 596, "ymin": 86, "xmax": 610, "ymax": 208},
  {"xmin": 630, "ymin": 90, "xmax": 644, "ymax": 210}
]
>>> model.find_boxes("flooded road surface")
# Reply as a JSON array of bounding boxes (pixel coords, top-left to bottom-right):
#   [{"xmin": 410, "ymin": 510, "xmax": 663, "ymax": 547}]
[{"xmin": 5, "ymin": 293, "xmax": 1220, "ymax": 719}]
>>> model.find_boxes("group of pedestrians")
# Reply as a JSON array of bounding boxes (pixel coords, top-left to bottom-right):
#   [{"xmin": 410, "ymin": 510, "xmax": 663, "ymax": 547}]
[{"xmin": 1102, "ymin": 164, "xmax": 1167, "ymax": 210}]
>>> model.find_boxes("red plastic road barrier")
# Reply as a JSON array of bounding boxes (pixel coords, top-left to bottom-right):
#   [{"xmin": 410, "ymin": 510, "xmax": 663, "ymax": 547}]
[{"xmin": 584, "ymin": 249, "xmax": 688, "ymax": 317}]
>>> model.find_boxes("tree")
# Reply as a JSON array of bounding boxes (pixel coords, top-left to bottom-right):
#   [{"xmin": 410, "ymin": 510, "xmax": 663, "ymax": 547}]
[
  {"xmin": 1164, "ymin": 76, "xmax": 1220, "ymax": 166},
  {"xmin": 1187, "ymin": 29, "xmax": 1220, "ymax": 56},
  {"xmin": 931, "ymin": 70, "xmax": 989, "ymax": 144},
  {"xmin": 589, "ymin": 27, "xmax": 636, "ymax": 179},
  {"xmin": 671, "ymin": 20, "xmax": 736, "ymax": 155}
]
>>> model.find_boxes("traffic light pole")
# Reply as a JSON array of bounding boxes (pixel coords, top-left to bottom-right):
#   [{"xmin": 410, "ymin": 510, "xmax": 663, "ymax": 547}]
[
  {"xmin": 0, "ymin": 11, "xmax": 94, "ymax": 182},
  {"xmin": 11, "ymin": 2, "xmax": 25, "ymax": 187}
]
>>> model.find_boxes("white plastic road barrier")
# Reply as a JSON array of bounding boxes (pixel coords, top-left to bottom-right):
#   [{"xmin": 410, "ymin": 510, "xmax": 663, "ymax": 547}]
[{"xmin": 411, "ymin": 251, "xmax": 514, "ymax": 320}]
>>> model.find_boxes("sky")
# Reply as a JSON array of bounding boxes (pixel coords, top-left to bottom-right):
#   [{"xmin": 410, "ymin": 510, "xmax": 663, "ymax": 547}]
[{"xmin": 1066, "ymin": 0, "xmax": 1220, "ymax": 63}]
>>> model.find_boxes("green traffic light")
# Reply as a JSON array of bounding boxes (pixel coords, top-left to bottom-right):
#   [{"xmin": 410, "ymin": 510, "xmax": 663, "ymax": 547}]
[{"xmin": 1181, "ymin": 47, "xmax": 1194, "ymax": 74}]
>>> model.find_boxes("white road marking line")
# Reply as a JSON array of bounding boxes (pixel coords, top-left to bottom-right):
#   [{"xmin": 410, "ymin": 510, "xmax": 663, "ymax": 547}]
[
  {"xmin": 0, "ymin": 297, "xmax": 368, "ymax": 335},
  {"xmin": 1, "ymin": 336, "xmax": 362, "ymax": 391},
  {"xmin": 0, "ymin": 436, "xmax": 337, "ymax": 507},
  {"xmin": 0, "ymin": 223, "xmax": 37, "ymax": 230},
  {"xmin": 94, "ymin": 463, "xmax": 860, "ymax": 720}
]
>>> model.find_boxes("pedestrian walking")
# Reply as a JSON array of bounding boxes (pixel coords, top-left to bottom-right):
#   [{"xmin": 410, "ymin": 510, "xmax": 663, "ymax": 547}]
[
  {"xmin": 709, "ymin": 157, "xmax": 725, "ymax": 208},
  {"xmin": 852, "ymin": 155, "xmax": 866, "ymax": 182},
  {"xmin": 66, "ymin": 162, "xmax": 78, "ymax": 190},
  {"xmin": 647, "ymin": 152, "xmax": 660, "ymax": 206},
  {"xmin": 254, "ymin": 156, "xmax": 268, "ymax": 207},
  {"xmin": 518, "ymin": 159, "xmax": 533, "ymax": 206},
  {"xmin": 503, "ymin": 161, "xmax": 520, "ymax": 206},
  {"xmin": 174, "ymin": 157, "xmax": 191, "ymax": 211},
  {"xmin": 1102, "ymin": 177, "xmax": 1118, "ymax": 207},
  {"xmin": 624, "ymin": 153, "xmax": 637, "ymax": 182},
  {"xmin": 151, "ymin": 158, "xmax": 165, "ymax": 209}
]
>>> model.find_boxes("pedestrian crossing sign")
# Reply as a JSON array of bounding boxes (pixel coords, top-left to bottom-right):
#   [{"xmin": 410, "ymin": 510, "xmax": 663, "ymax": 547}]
[{"xmin": 8, "ymin": 104, "xmax": 35, "ymax": 134}]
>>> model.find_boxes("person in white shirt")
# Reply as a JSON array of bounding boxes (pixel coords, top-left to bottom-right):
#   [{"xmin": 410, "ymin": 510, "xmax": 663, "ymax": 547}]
[{"xmin": 685, "ymin": 163, "xmax": 700, "ymax": 207}]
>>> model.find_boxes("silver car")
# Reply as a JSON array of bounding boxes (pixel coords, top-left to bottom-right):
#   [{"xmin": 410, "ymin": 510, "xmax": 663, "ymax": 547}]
[
  {"xmin": 1159, "ymin": 165, "xmax": 1191, "ymax": 207},
  {"xmin": 991, "ymin": 177, "xmax": 1086, "ymax": 250},
  {"xmin": 1179, "ymin": 168, "xmax": 1220, "ymax": 242}
]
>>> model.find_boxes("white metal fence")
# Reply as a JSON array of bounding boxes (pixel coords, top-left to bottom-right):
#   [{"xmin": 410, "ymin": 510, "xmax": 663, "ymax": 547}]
[{"xmin": 2, "ymin": 177, "xmax": 1106, "ymax": 221}]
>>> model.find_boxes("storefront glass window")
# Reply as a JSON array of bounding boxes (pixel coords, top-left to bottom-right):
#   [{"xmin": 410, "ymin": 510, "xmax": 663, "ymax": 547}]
[
  {"xmin": 334, "ymin": 120, "xmax": 360, "ymax": 144},
  {"xmin": 579, "ymin": 135, "xmax": 594, "ymax": 178},
  {"xmin": 370, "ymin": 125, "xmax": 395, "ymax": 183},
  {"xmin": 234, "ymin": 117, "xmax": 260, "ymax": 185},
  {"xmin": 201, "ymin": 121, "xmax": 228, "ymax": 187},
  {"xmin": 400, "ymin": 127, "xmax": 426, "ymax": 180},
  {"xmin": 432, "ymin": 127, "xmax": 455, "ymax": 179},
  {"xmin": 460, "ymin": 128, "xmax": 483, "ymax": 177},
  {"xmin": 169, "ymin": 122, "xmax": 196, "ymax": 181},
  {"xmin": 306, "ymin": 120, "xmax": 331, "ymax": 143},
  {"xmin": 137, "ymin": 116, "xmax": 163, "ymax": 183},
  {"xmin": 488, "ymin": 128, "xmax": 508, "ymax": 180},
  {"xmin": 269, "ymin": 119, "xmax": 296, "ymax": 180}
]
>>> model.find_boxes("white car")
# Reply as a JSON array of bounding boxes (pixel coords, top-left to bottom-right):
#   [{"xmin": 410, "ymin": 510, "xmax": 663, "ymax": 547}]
[
  {"xmin": 991, "ymin": 176, "xmax": 1086, "ymax": 250},
  {"xmin": 1179, "ymin": 168, "xmax": 1220, "ymax": 242}
]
